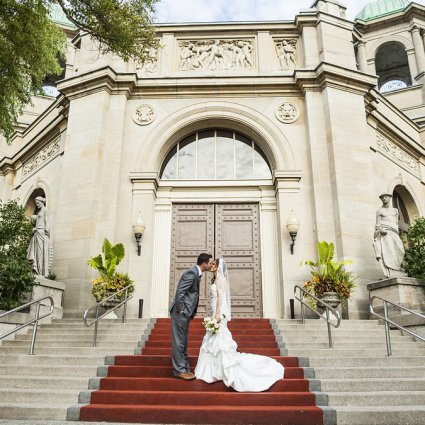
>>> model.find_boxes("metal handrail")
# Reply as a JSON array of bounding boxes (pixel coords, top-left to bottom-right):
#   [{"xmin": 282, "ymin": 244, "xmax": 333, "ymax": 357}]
[
  {"xmin": 369, "ymin": 295, "xmax": 425, "ymax": 356},
  {"xmin": 0, "ymin": 296, "xmax": 54, "ymax": 354},
  {"xmin": 294, "ymin": 285, "xmax": 341, "ymax": 348},
  {"xmin": 83, "ymin": 286, "xmax": 133, "ymax": 347}
]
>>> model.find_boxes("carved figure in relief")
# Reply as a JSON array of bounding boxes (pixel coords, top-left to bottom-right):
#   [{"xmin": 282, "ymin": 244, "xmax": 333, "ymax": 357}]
[
  {"xmin": 373, "ymin": 193, "xmax": 406, "ymax": 278},
  {"xmin": 180, "ymin": 42, "xmax": 195, "ymax": 70},
  {"xmin": 27, "ymin": 197, "xmax": 51, "ymax": 276},
  {"xmin": 179, "ymin": 40, "xmax": 254, "ymax": 71},
  {"xmin": 276, "ymin": 40, "xmax": 297, "ymax": 70}
]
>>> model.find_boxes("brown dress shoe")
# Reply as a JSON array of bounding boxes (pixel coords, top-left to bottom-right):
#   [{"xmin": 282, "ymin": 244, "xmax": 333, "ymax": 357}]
[{"xmin": 175, "ymin": 372, "xmax": 196, "ymax": 380}]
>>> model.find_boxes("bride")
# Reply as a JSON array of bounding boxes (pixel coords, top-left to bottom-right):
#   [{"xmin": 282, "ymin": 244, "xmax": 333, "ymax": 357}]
[{"xmin": 195, "ymin": 258, "xmax": 284, "ymax": 392}]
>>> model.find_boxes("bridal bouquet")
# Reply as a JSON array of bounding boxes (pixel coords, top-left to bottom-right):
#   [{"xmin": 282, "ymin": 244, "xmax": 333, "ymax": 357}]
[{"xmin": 203, "ymin": 316, "xmax": 220, "ymax": 335}]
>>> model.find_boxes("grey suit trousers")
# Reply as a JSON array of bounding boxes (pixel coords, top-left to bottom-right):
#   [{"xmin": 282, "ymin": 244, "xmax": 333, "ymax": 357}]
[{"xmin": 170, "ymin": 309, "xmax": 191, "ymax": 375}]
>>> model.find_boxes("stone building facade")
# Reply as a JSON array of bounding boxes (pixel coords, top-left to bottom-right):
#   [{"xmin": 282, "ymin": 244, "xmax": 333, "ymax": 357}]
[{"xmin": 1, "ymin": 0, "xmax": 424, "ymax": 319}]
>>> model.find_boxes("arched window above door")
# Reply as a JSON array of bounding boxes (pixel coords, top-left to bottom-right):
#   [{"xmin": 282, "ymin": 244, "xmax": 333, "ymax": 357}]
[{"xmin": 161, "ymin": 129, "xmax": 272, "ymax": 180}]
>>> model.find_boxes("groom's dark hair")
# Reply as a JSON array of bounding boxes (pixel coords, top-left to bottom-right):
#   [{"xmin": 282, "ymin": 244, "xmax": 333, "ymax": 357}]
[{"xmin": 197, "ymin": 253, "xmax": 212, "ymax": 265}]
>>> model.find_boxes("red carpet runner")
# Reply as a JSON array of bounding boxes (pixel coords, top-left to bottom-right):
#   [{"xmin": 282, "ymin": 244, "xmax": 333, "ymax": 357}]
[{"xmin": 79, "ymin": 318, "xmax": 324, "ymax": 424}]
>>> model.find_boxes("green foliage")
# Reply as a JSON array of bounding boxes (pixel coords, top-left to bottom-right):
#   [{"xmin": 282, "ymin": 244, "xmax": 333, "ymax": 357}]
[
  {"xmin": 88, "ymin": 238, "xmax": 125, "ymax": 280},
  {"xmin": 403, "ymin": 217, "xmax": 425, "ymax": 280},
  {"xmin": 0, "ymin": 0, "xmax": 66, "ymax": 140},
  {"xmin": 1, "ymin": 0, "xmax": 159, "ymax": 141},
  {"xmin": 0, "ymin": 200, "xmax": 36, "ymax": 310},
  {"xmin": 88, "ymin": 238, "xmax": 134, "ymax": 303},
  {"xmin": 91, "ymin": 272, "xmax": 134, "ymax": 303},
  {"xmin": 57, "ymin": 0, "xmax": 159, "ymax": 62},
  {"xmin": 302, "ymin": 241, "xmax": 356, "ymax": 304}
]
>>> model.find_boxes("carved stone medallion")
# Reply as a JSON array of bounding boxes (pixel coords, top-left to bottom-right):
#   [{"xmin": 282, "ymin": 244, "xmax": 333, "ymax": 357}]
[
  {"xmin": 275, "ymin": 102, "xmax": 299, "ymax": 124},
  {"xmin": 133, "ymin": 104, "xmax": 155, "ymax": 126}
]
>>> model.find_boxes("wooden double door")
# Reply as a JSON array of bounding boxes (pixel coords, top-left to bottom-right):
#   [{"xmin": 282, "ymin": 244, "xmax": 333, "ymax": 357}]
[{"xmin": 169, "ymin": 204, "xmax": 262, "ymax": 318}]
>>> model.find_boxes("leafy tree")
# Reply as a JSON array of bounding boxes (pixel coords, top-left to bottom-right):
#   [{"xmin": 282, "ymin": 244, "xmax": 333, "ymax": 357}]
[
  {"xmin": 0, "ymin": 200, "xmax": 36, "ymax": 310},
  {"xmin": 403, "ymin": 217, "xmax": 425, "ymax": 280},
  {"xmin": 0, "ymin": 0, "xmax": 159, "ymax": 141}
]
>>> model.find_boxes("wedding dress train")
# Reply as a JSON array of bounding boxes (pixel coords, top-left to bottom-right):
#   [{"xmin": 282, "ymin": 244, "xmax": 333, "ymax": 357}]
[{"xmin": 195, "ymin": 260, "xmax": 284, "ymax": 392}]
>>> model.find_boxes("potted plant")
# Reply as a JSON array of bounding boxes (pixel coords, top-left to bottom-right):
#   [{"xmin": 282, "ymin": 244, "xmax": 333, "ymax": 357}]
[
  {"xmin": 88, "ymin": 238, "xmax": 134, "ymax": 307},
  {"xmin": 302, "ymin": 241, "xmax": 356, "ymax": 310}
]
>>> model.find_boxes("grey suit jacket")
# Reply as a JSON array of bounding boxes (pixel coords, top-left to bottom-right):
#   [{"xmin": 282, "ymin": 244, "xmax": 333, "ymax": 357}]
[{"xmin": 169, "ymin": 265, "xmax": 200, "ymax": 319}]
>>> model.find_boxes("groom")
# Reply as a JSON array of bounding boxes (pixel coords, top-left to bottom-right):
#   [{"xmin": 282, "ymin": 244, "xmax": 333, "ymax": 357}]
[{"xmin": 170, "ymin": 253, "xmax": 213, "ymax": 380}]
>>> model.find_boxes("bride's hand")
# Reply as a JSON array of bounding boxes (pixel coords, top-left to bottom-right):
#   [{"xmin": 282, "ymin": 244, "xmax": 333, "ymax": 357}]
[{"xmin": 215, "ymin": 313, "xmax": 221, "ymax": 323}]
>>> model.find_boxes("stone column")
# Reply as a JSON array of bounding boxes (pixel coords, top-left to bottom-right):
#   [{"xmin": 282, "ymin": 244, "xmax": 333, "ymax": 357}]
[
  {"xmin": 150, "ymin": 201, "xmax": 173, "ymax": 318},
  {"xmin": 411, "ymin": 27, "xmax": 425, "ymax": 77},
  {"xmin": 357, "ymin": 42, "xmax": 368, "ymax": 73},
  {"xmin": 259, "ymin": 199, "xmax": 281, "ymax": 318}
]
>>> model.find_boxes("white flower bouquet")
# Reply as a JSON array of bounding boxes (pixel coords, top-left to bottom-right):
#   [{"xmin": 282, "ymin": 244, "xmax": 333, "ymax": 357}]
[{"xmin": 202, "ymin": 316, "xmax": 220, "ymax": 335}]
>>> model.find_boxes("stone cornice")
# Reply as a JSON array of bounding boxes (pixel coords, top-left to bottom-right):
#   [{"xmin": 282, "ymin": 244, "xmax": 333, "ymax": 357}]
[
  {"xmin": 295, "ymin": 62, "xmax": 377, "ymax": 95},
  {"xmin": 366, "ymin": 89, "xmax": 424, "ymax": 156},
  {"xmin": 57, "ymin": 67, "xmax": 137, "ymax": 100},
  {"xmin": 57, "ymin": 63, "xmax": 382, "ymax": 100}
]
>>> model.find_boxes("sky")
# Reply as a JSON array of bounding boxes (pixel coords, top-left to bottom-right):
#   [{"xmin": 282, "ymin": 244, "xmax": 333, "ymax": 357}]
[{"xmin": 153, "ymin": 0, "xmax": 425, "ymax": 23}]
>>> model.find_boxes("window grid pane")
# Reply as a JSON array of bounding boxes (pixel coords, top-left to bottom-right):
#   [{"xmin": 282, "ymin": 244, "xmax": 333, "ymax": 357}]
[{"xmin": 161, "ymin": 130, "xmax": 271, "ymax": 180}]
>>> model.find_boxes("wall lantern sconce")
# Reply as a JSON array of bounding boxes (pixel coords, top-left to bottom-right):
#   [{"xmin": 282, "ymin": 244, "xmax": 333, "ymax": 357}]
[
  {"xmin": 286, "ymin": 210, "xmax": 300, "ymax": 255},
  {"xmin": 132, "ymin": 213, "xmax": 145, "ymax": 256}
]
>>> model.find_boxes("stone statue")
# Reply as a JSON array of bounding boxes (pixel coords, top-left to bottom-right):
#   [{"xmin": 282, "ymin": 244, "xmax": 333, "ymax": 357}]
[
  {"xmin": 373, "ymin": 193, "xmax": 406, "ymax": 278},
  {"xmin": 27, "ymin": 196, "xmax": 51, "ymax": 276}
]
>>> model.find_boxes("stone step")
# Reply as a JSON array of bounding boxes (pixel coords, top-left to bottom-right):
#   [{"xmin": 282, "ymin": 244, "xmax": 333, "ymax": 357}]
[
  {"xmin": 325, "ymin": 391, "xmax": 425, "ymax": 406},
  {"xmin": 307, "ymin": 356, "xmax": 425, "ymax": 367},
  {"xmin": 313, "ymin": 366, "xmax": 425, "ymax": 379},
  {"xmin": 0, "ymin": 365, "xmax": 98, "ymax": 377},
  {"xmin": 284, "ymin": 341, "xmax": 424, "ymax": 349},
  {"xmin": 0, "ymin": 376, "xmax": 89, "ymax": 390},
  {"xmin": 15, "ymin": 334, "xmax": 143, "ymax": 342},
  {"xmin": 334, "ymin": 405, "xmax": 425, "ymax": 425},
  {"xmin": 0, "ymin": 388, "xmax": 78, "ymax": 404},
  {"xmin": 0, "ymin": 346, "xmax": 134, "ymax": 355},
  {"xmin": 33, "ymin": 329, "xmax": 149, "ymax": 336},
  {"xmin": 319, "ymin": 378, "xmax": 425, "ymax": 392},
  {"xmin": 281, "ymin": 335, "xmax": 411, "ymax": 343},
  {"xmin": 1, "ymin": 340, "xmax": 138, "ymax": 348},
  {"xmin": 0, "ymin": 403, "xmax": 66, "ymax": 420},
  {"xmin": 0, "ymin": 421, "xmax": 145, "ymax": 425},
  {"xmin": 0, "ymin": 354, "xmax": 106, "ymax": 366},
  {"xmin": 286, "ymin": 347, "xmax": 425, "ymax": 357}
]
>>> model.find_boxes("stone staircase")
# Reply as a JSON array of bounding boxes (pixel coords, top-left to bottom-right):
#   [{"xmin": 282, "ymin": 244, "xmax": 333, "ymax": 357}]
[
  {"xmin": 0, "ymin": 318, "xmax": 153, "ymax": 422},
  {"xmin": 273, "ymin": 319, "xmax": 425, "ymax": 425},
  {"xmin": 0, "ymin": 317, "xmax": 424, "ymax": 425}
]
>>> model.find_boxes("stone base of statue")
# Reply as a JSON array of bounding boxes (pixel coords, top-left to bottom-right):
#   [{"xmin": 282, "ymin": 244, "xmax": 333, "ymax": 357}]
[
  {"xmin": 367, "ymin": 277, "xmax": 425, "ymax": 317},
  {"xmin": 20, "ymin": 276, "xmax": 65, "ymax": 323}
]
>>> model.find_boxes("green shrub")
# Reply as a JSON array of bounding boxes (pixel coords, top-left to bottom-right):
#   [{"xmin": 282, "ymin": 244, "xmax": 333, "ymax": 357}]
[
  {"xmin": 403, "ymin": 217, "xmax": 425, "ymax": 280},
  {"xmin": 0, "ymin": 200, "xmax": 35, "ymax": 310}
]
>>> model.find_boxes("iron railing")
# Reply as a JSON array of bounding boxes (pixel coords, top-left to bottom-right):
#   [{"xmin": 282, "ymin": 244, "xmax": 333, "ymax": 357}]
[
  {"xmin": 0, "ymin": 296, "xmax": 55, "ymax": 354},
  {"xmin": 294, "ymin": 285, "xmax": 341, "ymax": 348},
  {"xmin": 369, "ymin": 295, "xmax": 425, "ymax": 356},
  {"xmin": 83, "ymin": 287, "xmax": 133, "ymax": 347}
]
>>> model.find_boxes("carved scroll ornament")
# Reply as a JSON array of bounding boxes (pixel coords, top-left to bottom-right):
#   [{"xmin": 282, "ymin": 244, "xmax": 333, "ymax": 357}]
[
  {"xmin": 22, "ymin": 138, "xmax": 61, "ymax": 177},
  {"xmin": 376, "ymin": 134, "xmax": 419, "ymax": 176}
]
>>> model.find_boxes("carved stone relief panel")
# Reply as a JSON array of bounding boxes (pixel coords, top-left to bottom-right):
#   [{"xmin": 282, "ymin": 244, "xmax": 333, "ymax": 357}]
[
  {"xmin": 133, "ymin": 46, "xmax": 159, "ymax": 74},
  {"xmin": 376, "ymin": 134, "xmax": 420, "ymax": 177},
  {"xmin": 178, "ymin": 39, "xmax": 255, "ymax": 71},
  {"xmin": 274, "ymin": 39, "xmax": 298, "ymax": 70},
  {"xmin": 22, "ymin": 137, "xmax": 61, "ymax": 178}
]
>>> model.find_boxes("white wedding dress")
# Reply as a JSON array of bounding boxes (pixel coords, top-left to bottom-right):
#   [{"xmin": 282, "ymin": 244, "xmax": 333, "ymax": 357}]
[{"xmin": 195, "ymin": 260, "xmax": 284, "ymax": 392}]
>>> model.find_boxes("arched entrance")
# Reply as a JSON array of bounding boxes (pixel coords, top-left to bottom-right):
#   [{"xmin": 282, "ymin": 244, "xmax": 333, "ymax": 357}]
[
  {"xmin": 130, "ymin": 101, "xmax": 298, "ymax": 319},
  {"xmin": 392, "ymin": 184, "xmax": 420, "ymax": 238},
  {"xmin": 161, "ymin": 129, "xmax": 272, "ymax": 318}
]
